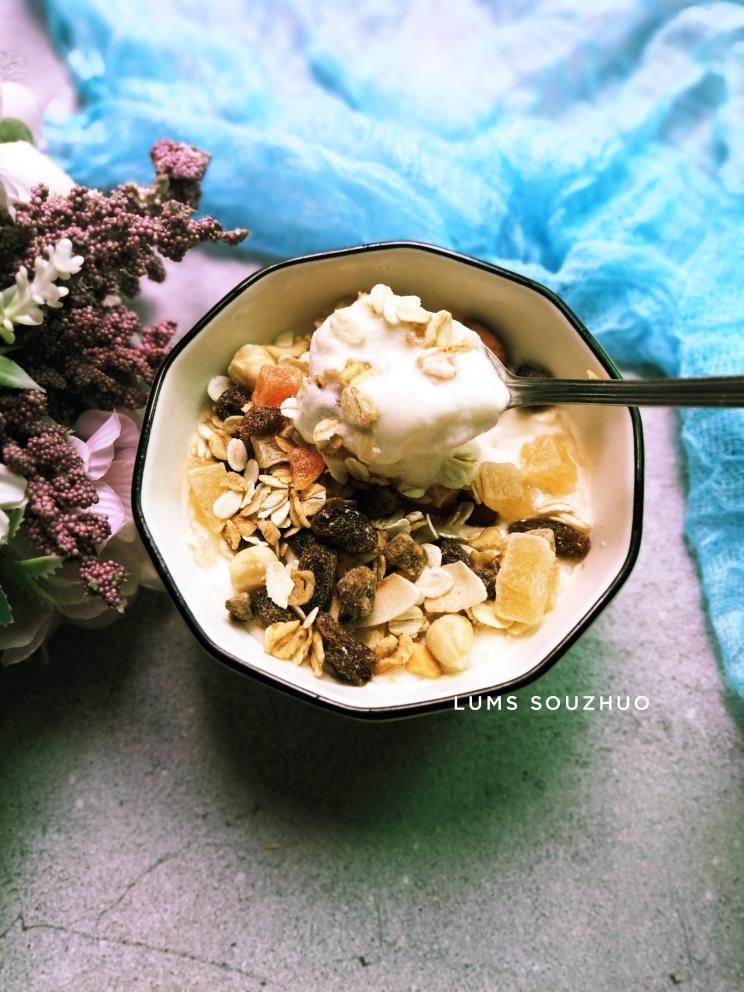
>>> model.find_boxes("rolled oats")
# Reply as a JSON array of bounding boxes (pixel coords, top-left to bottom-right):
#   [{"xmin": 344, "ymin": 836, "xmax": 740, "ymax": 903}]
[{"xmin": 341, "ymin": 385, "xmax": 378, "ymax": 428}]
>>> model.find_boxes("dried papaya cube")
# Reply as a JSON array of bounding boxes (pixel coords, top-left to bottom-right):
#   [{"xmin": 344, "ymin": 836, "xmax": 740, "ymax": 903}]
[
  {"xmin": 476, "ymin": 461, "xmax": 534, "ymax": 519},
  {"xmin": 466, "ymin": 319, "xmax": 508, "ymax": 366},
  {"xmin": 520, "ymin": 434, "xmax": 577, "ymax": 495},
  {"xmin": 495, "ymin": 531, "xmax": 556, "ymax": 625},
  {"xmin": 251, "ymin": 364, "xmax": 303, "ymax": 407},
  {"xmin": 187, "ymin": 462, "xmax": 227, "ymax": 531},
  {"xmin": 290, "ymin": 446, "xmax": 325, "ymax": 489}
]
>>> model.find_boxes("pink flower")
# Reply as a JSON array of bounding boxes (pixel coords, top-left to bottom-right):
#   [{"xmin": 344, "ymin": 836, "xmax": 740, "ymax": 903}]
[{"xmin": 69, "ymin": 409, "xmax": 140, "ymax": 543}]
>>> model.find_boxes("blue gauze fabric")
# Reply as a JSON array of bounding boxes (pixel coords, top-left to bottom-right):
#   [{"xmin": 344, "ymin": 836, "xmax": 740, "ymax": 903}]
[{"xmin": 42, "ymin": 0, "xmax": 744, "ymax": 696}]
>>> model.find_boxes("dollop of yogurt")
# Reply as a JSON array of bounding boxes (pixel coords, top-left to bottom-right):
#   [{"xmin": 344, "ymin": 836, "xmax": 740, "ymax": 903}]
[{"xmin": 289, "ymin": 285, "xmax": 510, "ymax": 489}]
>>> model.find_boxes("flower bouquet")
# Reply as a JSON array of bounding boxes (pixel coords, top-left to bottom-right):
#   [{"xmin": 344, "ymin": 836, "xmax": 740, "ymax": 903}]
[{"xmin": 0, "ymin": 84, "xmax": 247, "ymax": 664}]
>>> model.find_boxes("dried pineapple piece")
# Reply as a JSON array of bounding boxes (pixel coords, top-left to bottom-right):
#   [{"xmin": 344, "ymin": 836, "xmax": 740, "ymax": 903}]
[
  {"xmin": 495, "ymin": 532, "xmax": 556, "ymax": 625},
  {"xmin": 476, "ymin": 461, "xmax": 534, "ymax": 519},
  {"xmin": 406, "ymin": 641, "xmax": 442, "ymax": 679},
  {"xmin": 520, "ymin": 435, "xmax": 577, "ymax": 496},
  {"xmin": 187, "ymin": 462, "xmax": 228, "ymax": 532}
]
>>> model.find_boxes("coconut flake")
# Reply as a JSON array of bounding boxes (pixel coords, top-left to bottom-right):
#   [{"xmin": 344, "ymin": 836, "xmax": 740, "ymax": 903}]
[{"xmin": 266, "ymin": 560, "xmax": 294, "ymax": 609}]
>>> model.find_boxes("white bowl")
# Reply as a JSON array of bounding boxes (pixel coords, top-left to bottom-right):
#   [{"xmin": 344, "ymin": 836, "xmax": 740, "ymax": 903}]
[{"xmin": 133, "ymin": 243, "xmax": 643, "ymax": 718}]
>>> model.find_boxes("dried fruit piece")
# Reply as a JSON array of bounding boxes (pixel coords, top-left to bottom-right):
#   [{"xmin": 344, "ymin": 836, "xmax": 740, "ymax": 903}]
[
  {"xmin": 310, "ymin": 499, "xmax": 377, "ymax": 554},
  {"xmin": 253, "ymin": 587, "xmax": 296, "ymax": 626},
  {"xmin": 477, "ymin": 461, "xmax": 534, "ymax": 519},
  {"xmin": 495, "ymin": 532, "xmax": 556, "ymax": 625},
  {"xmin": 238, "ymin": 405, "xmax": 287, "ymax": 440},
  {"xmin": 289, "ymin": 446, "xmax": 325, "ymax": 489},
  {"xmin": 508, "ymin": 517, "xmax": 590, "ymax": 560},
  {"xmin": 229, "ymin": 544, "xmax": 278, "ymax": 593},
  {"xmin": 187, "ymin": 462, "xmax": 228, "ymax": 532},
  {"xmin": 214, "ymin": 384, "xmax": 251, "ymax": 420},
  {"xmin": 467, "ymin": 319, "xmax": 508, "ymax": 365},
  {"xmin": 297, "ymin": 539, "xmax": 338, "ymax": 611},
  {"xmin": 424, "ymin": 561, "xmax": 487, "ymax": 613},
  {"xmin": 316, "ymin": 612, "xmax": 374, "ymax": 686},
  {"xmin": 468, "ymin": 501, "xmax": 499, "ymax": 526},
  {"xmin": 225, "ymin": 592, "xmax": 253, "ymax": 622},
  {"xmin": 425, "ymin": 614, "xmax": 474, "ymax": 673},
  {"xmin": 406, "ymin": 641, "xmax": 442, "ymax": 679},
  {"xmin": 251, "ymin": 365, "xmax": 303, "ymax": 407},
  {"xmin": 516, "ymin": 361, "xmax": 552, "ymax": 380},
  {"xmin": 251, "ymin": 436, "xmax": 288, "ymax": 468},
  {"xmin": 439, "ymin": 538, "xmax": 470, "ymax": 566},
  {"xmin": 337, "ymin": 566, "xmax": 377, "ymax": 623},
  {"xmin": 474, "ymin": 558, "xmax": 500, "ymax": 599},
  {"xmin": 384, "ymin": 532, "xmax": 428, "ymax": 581},
  {"xmin": 356, "ymin": 485, "xmax": 402, "ymax": 518},
  {"xmin": 469, "ymin": 527, "xmax": 502, "ymax": 552},
  {"xmin": 520, "ymin": 435, "xmax": 577, "ymax": 496}
]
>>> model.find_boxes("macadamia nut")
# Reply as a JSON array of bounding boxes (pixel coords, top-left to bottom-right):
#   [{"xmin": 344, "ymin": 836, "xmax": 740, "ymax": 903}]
[
  {"xmin": 425, "ymin": 614, "xmax": 474, "ymax": 673},
  {"xmin": 229, "ymin": 544, "xmax": 278, "ymax": 593}
]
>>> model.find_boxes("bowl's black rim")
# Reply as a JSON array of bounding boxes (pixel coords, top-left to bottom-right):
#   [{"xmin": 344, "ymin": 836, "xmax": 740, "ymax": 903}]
[{"xmin": 132, "ymin": 240, "xmax": 644, "ymax": 721}]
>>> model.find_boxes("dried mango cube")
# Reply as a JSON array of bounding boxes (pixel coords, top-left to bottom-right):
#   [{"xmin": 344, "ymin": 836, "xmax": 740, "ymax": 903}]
[
  {"xmin": 187, "ymin": 462, "xmax": 228, "ymax": 531},
  {"xmin": 520, "ymin": 434, "xmax": 577, "ymax": 495},
  {"xmin": 477, "ymin": 461, "xmax": 534, "ymax": 519},
  {"xmin": 495, "ymin": 532, "xmax": 556, "ymax": 625}
]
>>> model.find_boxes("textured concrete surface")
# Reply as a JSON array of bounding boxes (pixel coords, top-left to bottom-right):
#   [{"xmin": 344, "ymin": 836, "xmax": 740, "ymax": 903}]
[{"xmin": 2, "ymin": 3, "xmax": 744, "ymax": 990}]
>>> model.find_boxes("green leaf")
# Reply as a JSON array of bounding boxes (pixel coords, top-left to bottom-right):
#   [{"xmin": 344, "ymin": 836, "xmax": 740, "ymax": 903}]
[
  {"xmin": 0, "ymin": 554, "xmax": 62, "ymax": 607},
  {"xmin": 5, "ymin": 507, "xmax": 24, "ymax": 543},
  {"xmin": 0, "ymin": 583, "xmax": 12, "ymax": 627},
  {"xmin": 0, "ymin": 356, "xmax": 43, "ymax": 391},
  {"xmin": 0, "ymin": 118, "xmax": 34, "ymax": 144}
]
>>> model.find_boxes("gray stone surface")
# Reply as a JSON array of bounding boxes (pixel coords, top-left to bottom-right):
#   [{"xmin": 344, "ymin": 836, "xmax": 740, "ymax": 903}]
[{"xmin": 2, "ymin": 3, "xmax": 744, "ymax": 990}]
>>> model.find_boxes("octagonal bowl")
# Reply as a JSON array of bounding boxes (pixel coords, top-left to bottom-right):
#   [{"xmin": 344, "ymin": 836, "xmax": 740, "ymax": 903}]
[{"xmin": 133, "ymin": 242, "xmax": 643, "ymax": 719}]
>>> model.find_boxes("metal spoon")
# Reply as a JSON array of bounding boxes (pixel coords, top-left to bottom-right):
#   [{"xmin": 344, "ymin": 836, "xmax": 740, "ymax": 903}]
[{"xmin": 485, "ymin": 349, "xmax": 744, "ymax": 409}]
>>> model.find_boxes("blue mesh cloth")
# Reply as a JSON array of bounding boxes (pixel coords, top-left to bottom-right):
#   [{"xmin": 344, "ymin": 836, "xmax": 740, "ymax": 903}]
[{"xmin": 42, "ymin": 0, "xmax": 744, "ymax": 696}]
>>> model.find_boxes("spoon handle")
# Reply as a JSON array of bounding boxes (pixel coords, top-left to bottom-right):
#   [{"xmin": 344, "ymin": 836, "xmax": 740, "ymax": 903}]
[{"xmin": 508, "ymin": 374, "xmax": 744, "ymax": 409}]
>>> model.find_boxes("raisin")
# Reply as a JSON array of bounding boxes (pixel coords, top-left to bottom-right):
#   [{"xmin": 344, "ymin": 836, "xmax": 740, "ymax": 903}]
[
  {"xmin": 298, "ymin": 539, "xmax": 338, "ymax": 610},
  {"xmin": 225, "ymin": 592, "xmax": 253, "ymax": 622},
  {"xmin": 474, "ymin": 559, "xmax": 500, "ymax": 599},
  {"xmin": 252, "ymin": 587, "xmax": 295, "ymax": 625},
  {"xmin": 287, "ymin": 528, "xmax": 320, "ymax": 557},
  {"xmin": 384, "ymin": 533, "xmax": 428, "ymax": 581},
  {"xmin": 237, "ymin": 405, "xmax": 287, "ymax": 440},
  {"xmin": 337, "ymin": 566, "xmax": 377, "ymax": 623},
  {"xmin": 508, "ymin": 518, "xmax": 591, "ymax": 560},
  {"xmin": 316, "ymin": 612, "xmax": 374, "ymax": 686},
  {"xmin": 215, "ymin": 384, "xmax": 251, "ymax": 420},
  {"xmin": 513, "ymin": 363, "xmax": 552, "ymax": 412},
  {"xmin": 310, "ymin": 499, "xmax": 377, "ymax": 554},
  {"xmin": 515, "ymin": 362, "xmax": 552, "ymax": 379},
  {"xmin": 439, "ymin": 538, "xmax": 470, "ymax": 566},
  {"xmin": 468, "ymin": 501, "xmax": 499, "ymax": 527},
  {"xmin": 356, "ymin": 485, "xmax": 402, "ymax": 519}
]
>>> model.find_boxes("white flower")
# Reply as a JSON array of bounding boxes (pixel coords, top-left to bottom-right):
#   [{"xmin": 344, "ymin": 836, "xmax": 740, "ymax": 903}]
[
  {"xmin": 0, "ymin": 464, "xmax": 27, "ymax": 544},
  {"xmin": 0, "ymin": 237, "xmax": 83, "ymax": 341},
  {"xmin": 0, "ymin": 82, "xmax": 43, "ymax": 141},
  {"xmin": 0, "ymin": 140, "xmax": 74, "ymax": 220}
]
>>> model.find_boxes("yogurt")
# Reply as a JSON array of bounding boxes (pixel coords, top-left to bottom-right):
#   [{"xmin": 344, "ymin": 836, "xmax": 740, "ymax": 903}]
[{"xmin": 289, "ymin": 285, "xmax": 510, "ymax": 489}]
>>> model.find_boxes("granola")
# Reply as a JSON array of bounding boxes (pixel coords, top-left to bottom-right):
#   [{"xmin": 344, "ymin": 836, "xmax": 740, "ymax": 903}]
[{"xmin": 186, "ymin": 286, "xmax": 593, "ymax": 685}]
